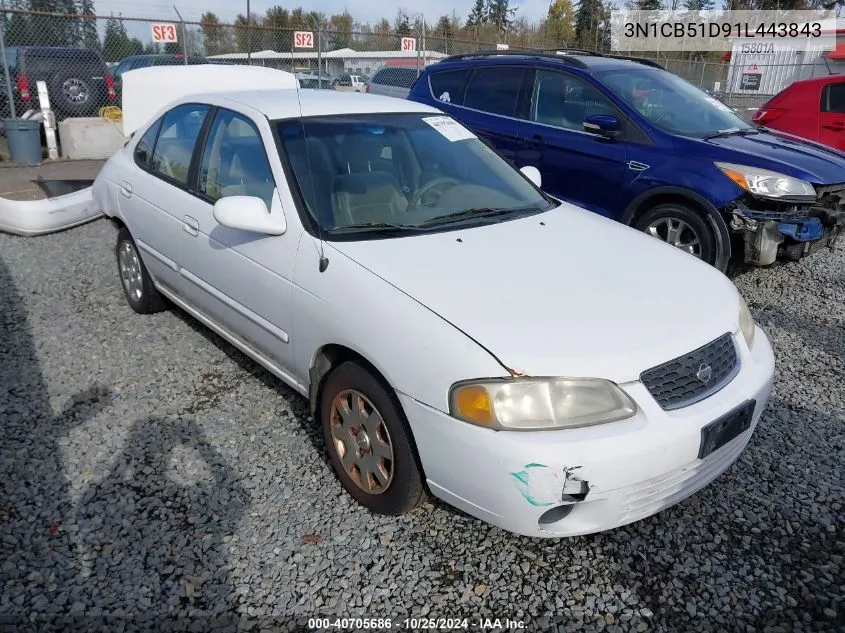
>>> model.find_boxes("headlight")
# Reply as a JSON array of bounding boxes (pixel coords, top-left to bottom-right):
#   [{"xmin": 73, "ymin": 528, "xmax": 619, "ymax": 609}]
[
  {"xmin": 716, "ymin": 162, "xmax": 815, "ymax": 200},
  {"xmin": 739, "ymin": 295, "xmax": 756, "ymax": 348},
  {"xmin": 449, "ymin": 377, "xmax": 637, "ymax": 431}
]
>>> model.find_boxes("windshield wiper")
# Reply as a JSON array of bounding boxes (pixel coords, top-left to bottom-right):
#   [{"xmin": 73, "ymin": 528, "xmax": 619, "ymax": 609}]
[
  {"xmin": 703, "ymin": 127, "xmax": 760, "ymax": 140},
  {"xmin": 420, "ymin": 207, "xmax": 535, "ymax": 227},
  {"xmin": 325, "ymin": 221, "xmax": 419, "ymax": 234}
]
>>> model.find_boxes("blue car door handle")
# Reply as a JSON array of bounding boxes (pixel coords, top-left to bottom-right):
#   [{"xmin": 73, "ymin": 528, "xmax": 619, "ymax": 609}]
[{"xmin": 529, "ymin": 134, "xmax": 545, "ymax": 146}]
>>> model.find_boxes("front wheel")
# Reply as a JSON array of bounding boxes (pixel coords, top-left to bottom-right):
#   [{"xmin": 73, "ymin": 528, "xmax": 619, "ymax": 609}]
[
  {"xmin": 319, "ymin": 362, "xmax": 427, "ymax": 515},
  {"xmin": 633, "ymin": 202, "xmax": 726, "ymax": 271}
]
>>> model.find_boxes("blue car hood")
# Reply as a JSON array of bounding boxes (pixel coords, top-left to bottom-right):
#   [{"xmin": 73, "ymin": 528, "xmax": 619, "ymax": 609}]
[{"xmin": 695, "ymin": 130, "xmax": 845, "ymax": 186}]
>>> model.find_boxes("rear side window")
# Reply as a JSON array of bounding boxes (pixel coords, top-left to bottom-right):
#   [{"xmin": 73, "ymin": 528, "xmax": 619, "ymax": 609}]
[
  {"xmin": 134, "ymin": 117, "xmax": 163, "ymax": 169},
  {"xmin": 463, "ymin": 67, "xmax": 525, "ymax": 117},
  {"xmin": 429, "ymin": 69, "xmax": 471, "ymax": 105},
  {"xmin": 150, "ymin": 104, "xmax": 210, "ymax": 186},
  {"xmin": 821, "ymin": 82, "xmax": 845, "ymax": 113}
]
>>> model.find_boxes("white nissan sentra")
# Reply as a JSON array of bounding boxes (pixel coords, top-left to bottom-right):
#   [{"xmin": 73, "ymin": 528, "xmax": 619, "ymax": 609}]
[{"xmin": 93, "ymin": 84, "xmax": 775, "ymax": 538}]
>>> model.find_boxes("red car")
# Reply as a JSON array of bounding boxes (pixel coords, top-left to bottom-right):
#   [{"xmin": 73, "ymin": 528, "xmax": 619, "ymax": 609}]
[{"xmin": 753, "ymin": 76, "xmax": 845, "ymax": 151}]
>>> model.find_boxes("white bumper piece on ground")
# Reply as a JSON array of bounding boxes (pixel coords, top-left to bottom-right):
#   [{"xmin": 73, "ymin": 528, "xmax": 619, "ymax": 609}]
[
  {"xmin": 400, "ymin": 327, "xmax": 776, "ymax": 538},
  {"xmin": 0, "ymin": 186, "xmax": 101, "ymax": 236}
]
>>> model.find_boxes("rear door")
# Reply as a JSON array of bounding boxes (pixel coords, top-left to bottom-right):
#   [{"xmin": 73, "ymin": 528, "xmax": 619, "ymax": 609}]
[
  {"xmin": 444, "ymin": 65, "xmax": 529, "ymax": 164},
  {"xmin": 515, "ymin": 69, "xmax": 628, "ymax": 217},
  {"xmin": 119, "ymin": 103, "xmax": 211, "ymax": 293},
  {"xmin": 819, "ymin": 80, "xmax": 845, "ymax": 151}
]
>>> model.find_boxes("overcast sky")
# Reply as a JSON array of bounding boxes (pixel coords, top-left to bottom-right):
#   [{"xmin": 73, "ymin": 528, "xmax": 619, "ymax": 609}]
[{"xmin": 94, "ymin": 0, "xmax": 554, "ymax": 27}]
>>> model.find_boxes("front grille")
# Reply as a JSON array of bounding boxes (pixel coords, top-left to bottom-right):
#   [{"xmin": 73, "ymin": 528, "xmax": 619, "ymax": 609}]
[
  {"xmin": 814, "ymin": 182, "xmax": 845, "ymax": 198},
  {"xmin": 640, "ymin": 333, "xmax": 739, "ymax": 411}
]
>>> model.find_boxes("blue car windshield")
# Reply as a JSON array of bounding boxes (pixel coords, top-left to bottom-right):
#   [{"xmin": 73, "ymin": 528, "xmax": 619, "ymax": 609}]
[
  {"xmin": 277, "ymin": 113, "xmax": 554, "ymax": 238},
  {"xmin": 599, "ymin": 68, "xmax": 754, "ymax": 137}
]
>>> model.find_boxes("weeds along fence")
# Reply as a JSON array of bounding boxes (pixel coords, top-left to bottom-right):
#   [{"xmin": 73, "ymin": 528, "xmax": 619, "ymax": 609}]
[{"xmin": 1, "ymin": 7, "xmax": 840, "ymax": 119}]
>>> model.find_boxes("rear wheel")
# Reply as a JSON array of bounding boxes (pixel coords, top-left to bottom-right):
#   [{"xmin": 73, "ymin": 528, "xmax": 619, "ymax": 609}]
[
  {"xmin": 319, "ymin": 362, "xmax": 427, "ymax": 515},
  {"xmin": 115, "ymin": 227, "xmax": 166, "ymax": 314},
  {"xmin": 634, "ymin": 202, "xmax": 726, "ymax": 271}
]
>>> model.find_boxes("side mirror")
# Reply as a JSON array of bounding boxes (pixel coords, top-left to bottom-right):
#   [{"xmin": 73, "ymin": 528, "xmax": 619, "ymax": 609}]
[
  {"xmin": 520, "ymin": 165, "xmax": 542, "ymax": 188},
  {"xmin": 583, "ymin": 114, "xmax": 621, "ymax": 139},
  {"xmin": 213, "ymin": 195, "xmax": 286, "ymax": 236}
]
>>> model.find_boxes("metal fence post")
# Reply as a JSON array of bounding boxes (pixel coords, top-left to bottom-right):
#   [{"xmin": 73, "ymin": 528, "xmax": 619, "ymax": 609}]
[
  {"xmin": 317, "ymin": 27, "xmax": 323, "ymax": 88},
  {"xmin": 173, "ymin": 6, "xmax": 188, "ymax": 63},
  {"xmin": 0, "ymin": 4, "xmax": 17, "ymax": 119}
]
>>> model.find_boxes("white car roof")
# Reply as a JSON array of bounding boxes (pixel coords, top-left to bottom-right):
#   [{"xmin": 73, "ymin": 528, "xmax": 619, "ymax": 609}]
[{"xmin": 183, "ymin": 89, "xmax": 441, "ymax": 120}]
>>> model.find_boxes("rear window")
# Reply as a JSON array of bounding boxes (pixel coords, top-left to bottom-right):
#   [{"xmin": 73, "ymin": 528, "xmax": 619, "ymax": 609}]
[
  {"xmin": 374, "ymin": 68, "xmax": 419, "ymax": 88},
  {"xmin": 23, "ymin": 48, "xmax": 104, "ymax": 75},
  {"xmin": 821, "ymin": 82, "xmax": 845, "ymax": 113},
  {"xmin": 428, "ymin": 69, "xmax": 471, "ymax": 105},
  {"xmin": 463, "ymin": 67, "xmax": 525, "ymax": 117}
]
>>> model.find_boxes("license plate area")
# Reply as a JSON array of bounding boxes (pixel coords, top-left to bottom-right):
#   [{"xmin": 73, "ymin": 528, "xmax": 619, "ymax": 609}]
[{"xmin": 698, "ymin": 400, "xmax": 756, "ymax": 459}]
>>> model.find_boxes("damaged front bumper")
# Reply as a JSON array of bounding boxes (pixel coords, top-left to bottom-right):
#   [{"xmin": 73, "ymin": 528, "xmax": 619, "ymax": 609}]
[
  {"xmin": 726, "ymin": 192, "xmax": 845, "ymax": 266},
  {"xmin": 397, "ymin": 328, "xmax": 774, "ymax": 538}
]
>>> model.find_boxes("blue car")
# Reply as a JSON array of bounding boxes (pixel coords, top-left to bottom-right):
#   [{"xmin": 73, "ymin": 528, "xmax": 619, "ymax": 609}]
[{"xmin": 408, "ymin": 50, "xmax": 845, "ymax": 271}]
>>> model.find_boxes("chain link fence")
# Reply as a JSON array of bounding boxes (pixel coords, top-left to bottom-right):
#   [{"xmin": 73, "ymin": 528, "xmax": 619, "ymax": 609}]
[{"xmin": 1, "ymin": 7, "xmax": 841, "ymax": 122}]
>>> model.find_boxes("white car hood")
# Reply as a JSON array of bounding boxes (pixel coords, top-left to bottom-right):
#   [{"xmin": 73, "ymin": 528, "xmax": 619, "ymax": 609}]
[{"xmin": 330, "ymin": 204, "xmax": 741, "ymax": 383}]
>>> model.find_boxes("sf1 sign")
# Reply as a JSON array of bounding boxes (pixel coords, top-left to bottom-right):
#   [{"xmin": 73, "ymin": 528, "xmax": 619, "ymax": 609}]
[
  {"xmin": 401, "ymin": 37, "xmax": 417, "ymax": 52},
  {"xmin": 496, "ymin": 43, "xmax": 509, "ymax": 50},
  {"xmin": 151, "ymin": 23, "xmax": 178, "ymax": 43},
  {"xmin": 294, "ymin": 31, "xmax": 314, "ymax": 49}
]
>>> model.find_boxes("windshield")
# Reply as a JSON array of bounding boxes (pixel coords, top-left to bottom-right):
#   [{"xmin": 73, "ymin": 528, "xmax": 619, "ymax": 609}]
[
  {"xmin": 277, "ymin": 113, "xmax": 554, "ymax": 238},
  {"xmin": 599, "ymin": 68, "xmax": 753, "ymax": 137}
]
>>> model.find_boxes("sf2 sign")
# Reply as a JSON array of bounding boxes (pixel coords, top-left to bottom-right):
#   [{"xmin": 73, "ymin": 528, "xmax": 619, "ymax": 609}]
[
  {"xmin": 294, "ymin": 31, "xmax": 314, "ymax": 49},
  {"xmin": 151, "ymin": 23, "xmax": 178, "ymax": 43},
  {"xmin": 401, "ymin": 37, "xmax": 417, "ymax": 52}
]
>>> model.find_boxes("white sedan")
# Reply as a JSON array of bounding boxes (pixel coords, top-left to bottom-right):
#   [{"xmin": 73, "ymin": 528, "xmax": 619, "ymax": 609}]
[{"xmin": 92, "ymin": 88, "xmax": 775, "ymax": 538}]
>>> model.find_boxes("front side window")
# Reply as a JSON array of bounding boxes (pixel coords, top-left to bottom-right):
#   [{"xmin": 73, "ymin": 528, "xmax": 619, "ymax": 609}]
[
  {"xmin": 600, "ymin": 67, "xmax": 753, "ymax": 137},
  {"xmin": 463, "ymin": 67, "xmax": 525, "ymax": 117},
  {"xmin": 150, "ymin": 104, "xmax": 210, "ymax": 185},
  {"xmin": 821, "ymin": 82, "xmax": 845, "ymax": 113},
  {"xmin": 277, "ymin": 113, "xmax": 554, "ymax": 239},
  {"xmin": 531, "ymin": 70, "xmax": 618, "ymax": 132},
  {"xmin": 199, "ymin": 109, "xmax": 275, "ymax": 208}
]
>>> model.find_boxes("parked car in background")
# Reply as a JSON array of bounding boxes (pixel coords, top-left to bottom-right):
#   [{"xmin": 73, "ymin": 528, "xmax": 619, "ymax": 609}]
[
  {"xmin": 94, "ymin": 72, "xmax": 774, "ymax": 538},
  {"xmin": 408, "ymin": 50, "xmax": 845, "ymax": 271},
  {"xmin": 365, "ymin": 67, "xmax": 421, "ymax": 99},
  {"xmin": 333, "ymin": 73, "xmax": 365, "ymax": 92},
  {"xmin": 0, "ymin": 46, "xmax": 117, "ymax": 118},
  {"xmin": 753, "ymin": 76, "xmax": 845, "ymax": 152}
]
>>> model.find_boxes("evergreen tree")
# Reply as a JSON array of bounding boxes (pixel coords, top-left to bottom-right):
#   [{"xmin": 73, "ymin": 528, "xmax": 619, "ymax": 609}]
[
  {"xmin": 78, "ymin": 0, "xmax": 100, "ymax": 51},
  {"xmin": 263, "ymin": 6, "xmax": 291, "ymax": 51},
  {"xmin": 465, "ymin": 0, "xmax": 487, "ymax": 40},
  {"xmin": 102, "ymin": 16, "xmax": 132, "ymax": 62},
  {"xmin": 546, "ymin": 0, "xmax": 576, "ymax": 47},
  {"xmin": 634, "ymin": 0, "xmax": 662, "ymax": 9},
  {"xmin": 487, "ymin": 0, "xmax": 516, "ymax": 40},
  {"xmin": 394, "ymin": 10, "xmax": 412, "ymax": 37}
]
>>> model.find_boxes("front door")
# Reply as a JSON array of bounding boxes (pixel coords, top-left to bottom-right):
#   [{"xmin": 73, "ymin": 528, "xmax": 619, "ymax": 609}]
[
  {"xmin": 178, "ymin": 107, "xmax": 300, "ymax": 375},
  {"xmin": 515, "ymin": 69, "xmax": 628, "ymax": 218},
  {"xmin": 819, "ymin": 80, "xmax": 845, "ymax": 151}
]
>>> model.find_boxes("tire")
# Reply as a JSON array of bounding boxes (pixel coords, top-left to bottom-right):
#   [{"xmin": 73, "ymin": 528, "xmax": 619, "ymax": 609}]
[
  {"xmin": 319, "ymin": 361, "xmax": 427, "ymax": 515},
  {"xmin": 49, "ymin": 70, "xmax": 96, "ymax": 117},
  {"xmin": 115, "ymin": 227, "xmax": 166, "ymax": 314},
  {"xmin": 633, "ymin": 202, "xmax": 727, "ymax": 271}
]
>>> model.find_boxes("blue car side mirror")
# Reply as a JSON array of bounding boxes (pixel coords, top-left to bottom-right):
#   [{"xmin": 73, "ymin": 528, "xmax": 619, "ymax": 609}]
[{"xmin": 583, "ymin": 114, "xmax": 621, "ymax": 139}]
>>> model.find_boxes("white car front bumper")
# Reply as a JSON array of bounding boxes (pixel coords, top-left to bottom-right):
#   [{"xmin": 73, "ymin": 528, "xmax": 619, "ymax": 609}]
[{"xmin": 399, "ymin": 327, "xmax": 775, "ymax": 538}]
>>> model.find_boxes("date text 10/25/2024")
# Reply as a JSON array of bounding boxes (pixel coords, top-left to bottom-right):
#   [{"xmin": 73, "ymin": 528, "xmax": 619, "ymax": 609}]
[{"xmin": 307, "ymin": 617, "xmax": 527, "ymax": 630}]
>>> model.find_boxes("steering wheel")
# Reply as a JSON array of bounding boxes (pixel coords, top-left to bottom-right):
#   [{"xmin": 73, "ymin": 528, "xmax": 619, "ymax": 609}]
[
  {"xmin": 652, "ymin": 111, "xmax": 676, "ymax": 126},
  {"xmin": 410, "ymin": 177, "xmax": 461, "ymax": 207}
]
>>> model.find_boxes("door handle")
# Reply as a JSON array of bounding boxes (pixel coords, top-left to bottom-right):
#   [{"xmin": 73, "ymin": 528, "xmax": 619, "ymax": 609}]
[
  {"xmin": 823, "ymin": 123, "xmax": 845, "ymax": 132},
  {"xmin": 119, "ymin": 181, "xmax": 132, "ymax": 197},
  {"xmin": 183, "ymin": 216, "xmax": 199, "ymax": 237},
  {"xmin": 529, "ymin": 134, "xmax": 545, "ymax": 146}
]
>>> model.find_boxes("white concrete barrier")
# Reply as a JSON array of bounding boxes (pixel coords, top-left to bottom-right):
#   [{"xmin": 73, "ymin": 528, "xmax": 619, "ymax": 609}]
[{"xmin": 58, "ymin": 118, "xmax": 128, "ymax": 160}]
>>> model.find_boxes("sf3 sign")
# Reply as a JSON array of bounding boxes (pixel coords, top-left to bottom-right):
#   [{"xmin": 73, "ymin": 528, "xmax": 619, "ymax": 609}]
[
  {"xmin": 401, "ymin": 37, "xmax": 417, "ymax": 52},
  {"xmin": 151, "ymin": 23, "xmax": 178, "ymax": 43},
  {"xmin": 294, "ymin": 31, "xmax": 314, "ymax": 48}
]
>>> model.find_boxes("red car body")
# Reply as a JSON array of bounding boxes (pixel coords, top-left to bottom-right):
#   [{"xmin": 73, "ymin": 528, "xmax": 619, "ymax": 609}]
[{"xmin": 754, "ymin": 76, "xmax": 845, "ymax": 151}]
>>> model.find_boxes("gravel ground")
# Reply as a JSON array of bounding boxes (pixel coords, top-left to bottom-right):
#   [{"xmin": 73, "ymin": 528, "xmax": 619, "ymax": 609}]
[{"xmin": 0, "ymin": 218, "xmax": 843, "ymax": 633}]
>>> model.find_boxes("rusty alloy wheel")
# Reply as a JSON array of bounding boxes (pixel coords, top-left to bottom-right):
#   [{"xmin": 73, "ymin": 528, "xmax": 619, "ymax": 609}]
[{"xmin": 328, "ymin": 389, "xmax": 394, "ymax": 494}]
